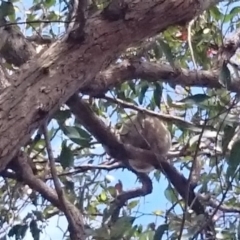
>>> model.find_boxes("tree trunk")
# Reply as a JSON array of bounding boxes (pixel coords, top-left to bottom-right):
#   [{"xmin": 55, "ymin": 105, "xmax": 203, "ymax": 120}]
[{"xmin": 0, "ymin": 0, "xmax": 214, "ymax": 170}]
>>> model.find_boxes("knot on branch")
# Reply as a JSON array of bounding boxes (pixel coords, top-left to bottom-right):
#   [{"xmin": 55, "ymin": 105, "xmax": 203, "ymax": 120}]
[{"xmin": 102, "ymin": 0, "xmax": 128, "ymax": 21}]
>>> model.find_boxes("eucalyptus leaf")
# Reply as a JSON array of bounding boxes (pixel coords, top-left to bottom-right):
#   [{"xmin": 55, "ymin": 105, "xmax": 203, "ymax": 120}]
[
  {"xmin": 158, "ymin": 39, "xmax": 175, "ymax": 67},
  {"xmin": 179, "ymin": 94, "xmax": 211, "ymax": 105},
  {"xmin": 153, "ymin": 224, "xmax": 169, "ymax": 240},
  {"xmin": 219, "ymin": 62, "xmax": 231, "ymax": 88},
  {"xmin": 110, "ymin": 216, "xmax": 135, "ymax": 239},
  {"xmin": 59, "ymin": 124, "xmax": 91, "ymax": 147},
  {"xmin": 127, "ymin": 200, "xmax": 139, "ymax": 210},
  {"xmin": 164, "ymin": 184, "xmax": 178, "ymax": 203},
  {"xmin": 227, "ymin": 140, "xmax": 240, "ymax": 179},
  {"xmin": 153, "ymin": 83, "xmax": 163, "ymax": 108},
  {"xmin": 138, "ymin": 83, "xmax": 149, "ymax": 104},
  {"xmin": 59, "ymin": 141, "xmax": 74, "ymax": 169},
  {"xmin": 0, "ymin": 1, "xmax": 15, "ymax": 17}
]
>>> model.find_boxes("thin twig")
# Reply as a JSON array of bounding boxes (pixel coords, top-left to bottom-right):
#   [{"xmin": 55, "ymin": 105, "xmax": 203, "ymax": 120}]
[
  {"xmin": 43, "ymin": 122, "xmax": 66, "ymax": 206},
  {"xmin": 43, "ymin": 122, "xmax": 80, "ymax": 236},
  {"xmin": 99, "ymin": 95, "xmax": 214, "ymax": 133}
]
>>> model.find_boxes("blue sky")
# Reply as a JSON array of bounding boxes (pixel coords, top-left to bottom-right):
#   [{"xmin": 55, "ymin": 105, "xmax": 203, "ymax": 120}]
[{"xmin": 4, "ymin": 0, "xmax": 237, "ymax": 239}]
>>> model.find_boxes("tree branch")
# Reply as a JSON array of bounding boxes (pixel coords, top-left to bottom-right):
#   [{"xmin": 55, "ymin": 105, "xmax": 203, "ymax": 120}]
[
  {"xmin": 0, "ymin": 0, "xmax": 210, "ymax": 173},
  {"xmin": 99, "ymin": 95, "xmax": 215, "ymax": 133},
  {"xmin": 66, "ymin": 94, "xmax": 207, "ymax": 220},
  {"xmin": 43, "ymin": 123, "xmax": 85, "ymax": 239},
  {"xmin": 82, "ymin": 59, "xmax": 240, "ymax": 95},
  {"xmin": 9, "ymin": 152, "xmax": 86, "ymax": 240}
]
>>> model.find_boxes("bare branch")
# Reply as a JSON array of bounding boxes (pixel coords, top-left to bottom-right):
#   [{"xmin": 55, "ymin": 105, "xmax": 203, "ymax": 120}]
[
  {"xmin": 198, "ymin": 193, "xmax": 240, "ymax": 214},
  {"xmin": 46, "ymin": 161, "xmax": 124, "ymax": 180},
  {"xmin": 43, "ymin": 123, "xmax": 86, "ymax": 239},
  {"xmin": 82, "ymin": 56, "xmax": 240, "ymax": 96},
  {"xmin": 99, "ymin": 95, "xmax": 214, "ymax": 133},
  {"xmin": 43, "ymin": 122, "xmax": 66, "ymax": 203},
  {"xmin": 10, "ymin": 153, "xmax": 62, "ymax": 209},
  {"xmin": 110, "ymin": 173, "xmax": 152, "ymax": 222}
]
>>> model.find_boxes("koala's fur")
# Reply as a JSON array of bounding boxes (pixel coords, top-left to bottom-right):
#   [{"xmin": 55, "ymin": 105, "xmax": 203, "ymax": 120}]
[{"xmin": 117, "ymin": 112, "xmax": 171, "ymax": 173}]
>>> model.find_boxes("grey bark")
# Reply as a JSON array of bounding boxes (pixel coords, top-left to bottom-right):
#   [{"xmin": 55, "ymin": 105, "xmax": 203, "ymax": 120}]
[{"xmin": 0, "ymin": 0, "xmax": 210, "ymax": 171}]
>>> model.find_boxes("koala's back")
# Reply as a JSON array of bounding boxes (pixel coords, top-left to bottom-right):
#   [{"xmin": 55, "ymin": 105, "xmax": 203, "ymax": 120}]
[{"xmin": 119, "ymin": 113, "xmax": 171, "ymax": 155}]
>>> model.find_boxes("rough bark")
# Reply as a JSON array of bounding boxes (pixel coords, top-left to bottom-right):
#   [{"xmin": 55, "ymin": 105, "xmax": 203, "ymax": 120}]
[
  {"xmin": 0, "ymin": 1, "xmax": 215, "ymax": 173},
  {"xmin": 82, "ymin": 59, "xmax": 221, "ymax": 95}
]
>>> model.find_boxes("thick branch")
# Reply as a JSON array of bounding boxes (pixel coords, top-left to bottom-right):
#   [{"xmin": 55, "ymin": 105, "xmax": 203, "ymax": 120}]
[
  {"xmin": 0, "ymin": 0, "xmax": 211, "ymax": 172},
  {"xmin": 82, "ymin": 59, "xmax": 240, "ymax": 95}
]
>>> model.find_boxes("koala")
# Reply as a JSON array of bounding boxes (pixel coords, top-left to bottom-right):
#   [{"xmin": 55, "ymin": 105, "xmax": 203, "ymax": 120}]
[{"xmin": 116, "ymin": 112, "xmax": 171, "ymax": 173}]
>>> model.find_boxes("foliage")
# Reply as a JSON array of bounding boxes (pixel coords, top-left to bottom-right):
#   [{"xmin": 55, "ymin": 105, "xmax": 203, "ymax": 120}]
[{"xmin": 1, "ymin": 0, "xmax": 240, "ymax": 240}]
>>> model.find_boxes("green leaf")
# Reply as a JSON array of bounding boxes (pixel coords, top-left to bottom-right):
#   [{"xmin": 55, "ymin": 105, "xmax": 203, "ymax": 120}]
[
  {"xmin": 223, "ymin": 7, "xmax": 240, "ymax": 23},
  {"xmin": 124, "ymin": 225, "xmax": 138, "ymax": 240},
  {"xmin": 229, "ymin": 6, "xmax": 240, "ymax": 15},
  {"xmin": 153, "ymin": 42, "xmax": 163, "ymax": 59},
  {"xmin": 127, "ymin": 200, "xmax": 139, "ymax": 210},
  {"xmin": 138, "ymin": 83, "xmax": 149, "ymax": 104},
  {"xmin": 8, "ymin": 224, "xmax": 28, "ymax": 239},
  {"xmin": 219, "ymin": 62, "xmax": 231, "ymax": 88},
  {"xmin": 153, "ymin": 224, "xmax": 168, "ymax": 240},
  {"xmin": 222, "ymin": 125, "xmax": 236, "ymax": 153},
  {"xmin": 179, "ymin": 94, "xmax": 211, "ymax": 105},
  {"xmin": 32, "ymin": 211, "xmax": 44, "ymax": 222},
  {"xmin": 166, "ymin": 94, "xmax": 173, "ymax": 106},
  {"xmin": 139, "ymin": 230, "xmax": 154, "ymax": 240},
  {"xmin": 154, "ymin": 170, "xmax": 161, "ymax": 182},
  {"xmin": 227, "ymin": 140, "xmax": 240, "ymax": 179},
  {"xmin": 94, "ymin": 225, "xmax": 111, "ymax": 240},
  {"xmin": 99, "ymin": 192, "xmax": 107, "ymax": 202},
  {"xmin": 153, "ymin": 83, "xmax": 163, "ymax": 108},
  {"xmin": 128, "ymin": 81, "xmax": 136, "ymax": 94},
  {"xmin": 158, "ymin": 39, "xmax": 174, "ymax": 67},
  {"xmin": 32, "ymin": 139, "xmax": 46, "ymax": 152},
  {"xmin": 59, "ymin": 141, "xmax": 74, "ymax": 169},
  {"xmin": 26, "ymin": 13, "xmax": 41, "ymax": 29},
  {"xmin": 0, "ymin": 1, "xmax": 15, "ymax": 18},
  {"xmin": 29, "ymin": 3, "xmax": 42, "ymax": 11},
  {"xmin": 61, "ymin": 125, "xmax": 80, "ymax": 141},
  {"xmin": 107, "ymin": 186, "xmax": 116, "ymax": 197},
  {"xmin": 209, "ymin": 6, "xmax": 222, "ymax": 21},
  {"xmin": 43, "ymin": 0, "xmax": 56, "ymax": 8},
  {"xmin": 164, "ymin": 184, "xmax": 178, "ymax": 203},
  {"xmin": 152, "ymin": 210, "xmax": 163, "ymax": 216},
  {"xmin": 110, "ymin": 216, "xmax": 135, "ymax": 239},
  {"xmin": 75, "ymin": 126, "xmax": 92, "ymax": 140},
  {"xmin": 60, "ymin": 125, "xmax": 91, "ymax": 147},
  {"xmin": 30, "ymin": 220, "xmax": 41, "ymax": 240},
  {"xmin": 237, "ymin": 220, "xmax": 240, "ymax": 239}
]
